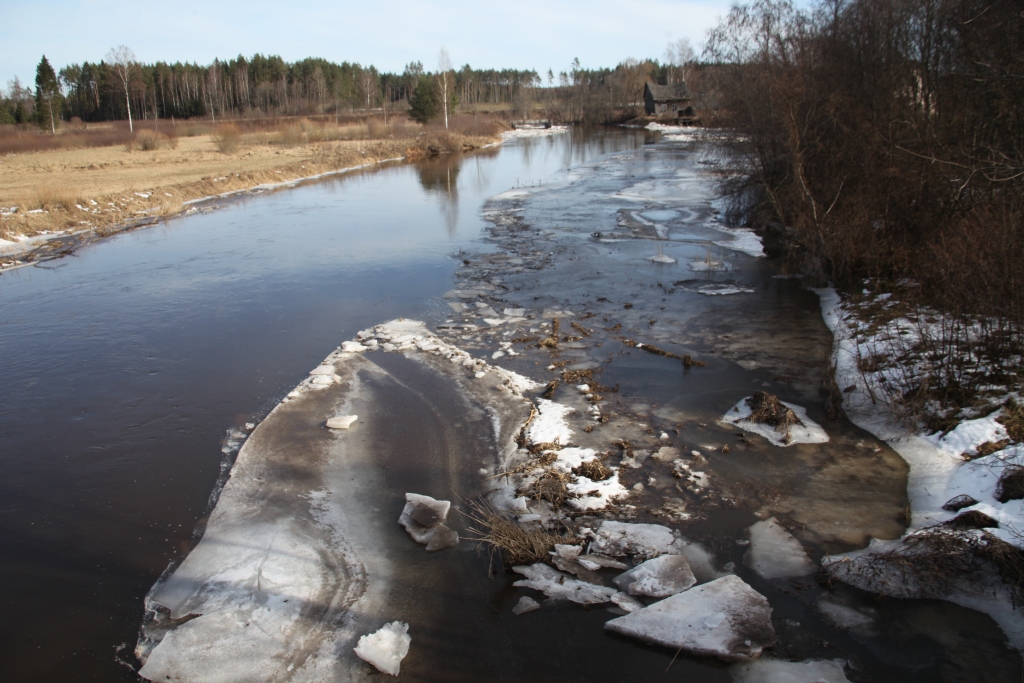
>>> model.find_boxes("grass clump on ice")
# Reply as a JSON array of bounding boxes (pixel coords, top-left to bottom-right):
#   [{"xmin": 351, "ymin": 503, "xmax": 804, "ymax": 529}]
[
  {"xmin": 463, "ymin": 499, "xmax": 578, "ymax": 568},
  {"xmin": 746, "ymin": 391, "xmax": 803, "ymax": 438}
]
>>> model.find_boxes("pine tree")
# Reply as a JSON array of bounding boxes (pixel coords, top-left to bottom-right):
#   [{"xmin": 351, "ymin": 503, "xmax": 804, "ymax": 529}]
[
  {"xmin": 34, "ymin": 55, "xmax": 61, "ymax": 133},
  {"xmin": 408, "ymin": 77, "xmax": 437, "ymax": 124}
]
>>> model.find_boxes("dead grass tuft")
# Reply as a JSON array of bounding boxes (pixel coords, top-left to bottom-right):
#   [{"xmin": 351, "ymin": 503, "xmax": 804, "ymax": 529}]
[
  {"xmin": 573, "ymin": 459, "xmax": 612, "ymax": 481},
  {"xmin": 747, "ymin": 391, "xmax": 803, "ymax": 433},
  {"xmin": 999, "ymin": 399, "xmax": 1024, "ymax": 442},
  {"xmin": 135, "ymin": 130, "xmax": 163, "ymax": 151},
  {"xmin": 33, "ymin": 184, "xmax": 80, "ymax": 211},
  {"xmin": 462, "ymin": 499, "xmax": 578, "ymax": 568},
  {"xmin": 527, "ymin": 469, "xmax": 574, "ymax": 508}
]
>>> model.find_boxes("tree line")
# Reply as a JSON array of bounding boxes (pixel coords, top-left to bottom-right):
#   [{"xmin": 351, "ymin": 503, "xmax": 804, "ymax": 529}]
[{"xmin": 1, "ymin": 43, "xmax": 702, "ymax": 127}]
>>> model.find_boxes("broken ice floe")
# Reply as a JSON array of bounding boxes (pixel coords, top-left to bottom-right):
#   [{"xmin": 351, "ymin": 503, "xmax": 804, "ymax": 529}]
[
  {"xmin": 354, "ymin": 621, "xmax": 411, "ymax": 676},
  {"xmin": 398, "ymin": 493, "xmax": 459, "ymax": 551},
  {"xmin": 513, "ymin": 562, "xmax": 620, "ymax": 605},
  {"xmin": 743, "ymin": 517, "xmax": 815, "ymax": 580},
  {"xmin": 731, "ymin": 658, "xmax": 850, "ymax": 683},
  {"xmin": 613, "ymin": 555, "xmax": 697, "ymax": 598},
  {"xmin": 648, "ymin": 254, "xmax": 677, "ymax": 264},
  {"xmin": 513, "ymin": 596, "xmax": 541, "ymax": 615},
  {"xmin": 722, "ymin": 398, "xmax": 829, "ymax": 447},
  {"xmin": 326, "ymin": 415, "xmax": 358, "ymax": 429},
  {"xmin": 697, "ymin": 284, "xmax": 755, "ymax": 296},
  {"xmin": 604, "ymin": 575, "xmax": 777, "ymax": 662},
  {"xmin": 815, "ymin": 596, "xmax": 874, "ymax": 630},
  {"xmin": 585, "ymin": 521, "xmax": 686, "ymax": 560}
]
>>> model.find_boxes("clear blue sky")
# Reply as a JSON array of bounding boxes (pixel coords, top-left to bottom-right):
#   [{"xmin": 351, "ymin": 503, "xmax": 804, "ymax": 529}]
[{"xmin": 2, "ymin": 0, "xmax": 738, "ymax": 91}]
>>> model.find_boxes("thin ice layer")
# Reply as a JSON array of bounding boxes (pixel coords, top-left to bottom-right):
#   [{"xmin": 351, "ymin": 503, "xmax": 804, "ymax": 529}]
[
  {"xmin": 744, "ymin": 518, "xmax": 815, "ymax": 579},
  {"xmin": 721, "ymin": 398, "xmax": 829, "ymax": 447},
  {"xmin": 731, "ymin": 658, "xmax": 850, "ymax": 682}
]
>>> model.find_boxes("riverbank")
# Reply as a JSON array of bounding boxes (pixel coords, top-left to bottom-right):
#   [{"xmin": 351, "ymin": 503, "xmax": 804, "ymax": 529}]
[{"xmin": 0, "ymin": 128, "xmax": 501, "ymax": 269}]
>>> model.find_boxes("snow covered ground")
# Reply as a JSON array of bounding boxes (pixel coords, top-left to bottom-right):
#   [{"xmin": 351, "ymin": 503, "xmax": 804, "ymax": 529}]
[{"xmin": 816, "ymin": 287, "xmax": 1024, "ymax": 649}]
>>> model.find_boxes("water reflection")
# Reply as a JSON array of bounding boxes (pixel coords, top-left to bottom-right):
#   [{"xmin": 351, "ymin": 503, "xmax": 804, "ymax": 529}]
[{"xmin": 416, "ymin": 153, "xmax": 466, "ymax": 237}]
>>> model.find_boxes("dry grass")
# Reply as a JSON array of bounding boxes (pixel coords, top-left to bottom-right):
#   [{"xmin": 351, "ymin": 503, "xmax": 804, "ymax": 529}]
[
  {"xmin": 213, "ymin": 124, "xmax": 242, "ymax": 154},
  {"xmin": 747, "ymin": 391, "xmax": 803, "ymax": 432},
  {"xmin": 0, "ymin": 117, "xmax": 501, "ymax": 243},
  {"xmin": 573, "ymin": 459, "xmax": 612, "ymax": 481},
  {"xmin": 134, "ymin": 130, "xmax": 164, "ymax": 152},
  {"xmin": 999, "ymin": 399, "xmax": 1024, "ymax": 442},
  {"xmin": 462, "ymin": 499, "xmax": 579, "ymax": 568}
]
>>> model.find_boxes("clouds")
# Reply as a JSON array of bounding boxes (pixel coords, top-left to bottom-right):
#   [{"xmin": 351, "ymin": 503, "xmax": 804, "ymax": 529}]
[{"xmin": 3, "ymin": 0, "xmax": 730, "ymax": 88}]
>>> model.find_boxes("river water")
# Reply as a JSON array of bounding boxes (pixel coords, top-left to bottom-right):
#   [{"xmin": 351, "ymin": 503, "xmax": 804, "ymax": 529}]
[{"xmin": 0, "ymin": 128, "xmax": 1019, "ymax": 682}]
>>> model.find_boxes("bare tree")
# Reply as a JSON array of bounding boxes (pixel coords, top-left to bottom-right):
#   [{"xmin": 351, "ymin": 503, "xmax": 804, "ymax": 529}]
[
  {"xmin": 437, "ymin": 48, "xmax": 453, "ymax": 129},
  {"xmin": 358, "ymin": 68, "xmax": 377, "ymax": 109},
  {"xmin": 664, "ymin": 38, "xmax": 696, "ymax": 84},
  {"xmin": 106, "ymin": 45, "xmax": 136, "ymax": 132}
]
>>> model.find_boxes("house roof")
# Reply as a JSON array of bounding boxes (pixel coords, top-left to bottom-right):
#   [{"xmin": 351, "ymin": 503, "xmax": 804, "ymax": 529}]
[{"xmin": 645, "ymin": 82, "xmax": 690, "ymax": 101}]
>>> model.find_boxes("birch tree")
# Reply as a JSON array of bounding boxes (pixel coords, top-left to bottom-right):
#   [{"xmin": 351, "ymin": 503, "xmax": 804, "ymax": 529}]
[
  {"xmin": 106, "ymin": 45, "xmax": 136, "ymax": 131},
  {"xmin": 437, "ymin": 49, "xmax": 452, "ymax": 129},
  {"xmin": 34, "ymin": 56, "xmax": 61, "ymax": 134}
]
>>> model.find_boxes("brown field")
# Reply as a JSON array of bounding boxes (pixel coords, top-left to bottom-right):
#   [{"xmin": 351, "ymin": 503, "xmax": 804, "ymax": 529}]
[{"xmin": 0, "ymin": 116, "xmax": 504, "ymax": 243}]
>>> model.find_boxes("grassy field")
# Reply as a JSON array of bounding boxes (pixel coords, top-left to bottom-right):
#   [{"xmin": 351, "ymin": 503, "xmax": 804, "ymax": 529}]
[{"xmin": 0, "ymin": 116, "xmax": 504, "ymax": 243}]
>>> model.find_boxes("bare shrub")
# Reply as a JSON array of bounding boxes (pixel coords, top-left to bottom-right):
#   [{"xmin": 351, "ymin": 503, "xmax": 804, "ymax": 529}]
[
  {"xmin": 277, "ymin": 123, "xmax": 305, "ymax": 147},
  {"xmin": 213, "ymin": 124, "xmax": 242, "ymax": 154},
  {"xmin": 136, "ymin": 130, "xmax": 162, "ymax": 151}
]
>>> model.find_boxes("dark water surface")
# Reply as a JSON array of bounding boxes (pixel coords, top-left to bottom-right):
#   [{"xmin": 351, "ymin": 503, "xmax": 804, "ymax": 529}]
[{"xmin": 0, "ymin": 129, "xmax": 652, "ymax": 682}]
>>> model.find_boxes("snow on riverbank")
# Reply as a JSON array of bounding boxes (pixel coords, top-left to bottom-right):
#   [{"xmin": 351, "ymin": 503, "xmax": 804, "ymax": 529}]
[
  {"xmin": 815, "ymin": 286, "xmax": 1024, "ymax": 649},
  {"xmin": 502, "ymin": 125, "xmax": 570, "ymax": 141}
]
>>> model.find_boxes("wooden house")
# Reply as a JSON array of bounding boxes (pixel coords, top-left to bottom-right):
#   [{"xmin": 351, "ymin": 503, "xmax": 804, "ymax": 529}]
[{"xmin": 644, "ymin": 82, "xmax": 694, "ymax": 117}]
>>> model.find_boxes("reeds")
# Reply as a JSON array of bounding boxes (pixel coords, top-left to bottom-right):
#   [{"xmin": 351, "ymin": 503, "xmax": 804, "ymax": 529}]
[{"xmin": 462, "ymin": 498, "xmax": 579, "ymax": 568}]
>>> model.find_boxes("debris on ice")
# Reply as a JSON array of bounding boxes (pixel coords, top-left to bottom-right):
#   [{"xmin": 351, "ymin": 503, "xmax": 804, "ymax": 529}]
[
  {"xmin": 744, "ymin": 518, "xmax": 815, "ymax": 579},
  {"xmin": 721, "ymin": 398, "xmax": 829, "ymax": 447},
  {"xmin": 353, "ymin": 621, "xmax": 411, "ymax": 676},
  {"xmin": 614, "ymin": 555, "xmax": 697, "ymax": 598},
  {"xmin": 326, "ymin": 415, "xmax": 358, "ymax": 430},
  {"xmin": 604, "ymin": 575, "xmax": 777, "ymax": 662}
]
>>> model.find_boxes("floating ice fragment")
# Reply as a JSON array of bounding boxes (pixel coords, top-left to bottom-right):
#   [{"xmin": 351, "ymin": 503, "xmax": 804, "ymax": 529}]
[
  {"xmin": 425, "ymin": 524, "xmax": 459, "ymax": 552},
  {"xmin": 744, "ymin": 517, "xmax": 815, "ymax": 579},
  {"xmin": 326, "ymin": 415, "xmax": 358, "ymax": 430},
  {"xmin": 815, "ymin": 597, "xmax": 874, "ymax": 630},
  {"xmin": 354, "ymin": 621, "xmax": 411, "ymax": 676},
  {"xmin": 586, "ymin": 521, "xmax": 686, "ymax": 560},
  {"xmin": 614, "ymin": 555, "xmax": 697, "ymax": 598},
  {"xmin": 604, "ymin": 575, "xmax": 777, "ymax": 662},
  {"xmin": 513, "ymin": 596, "xmax": 541, "ymax": 615},
  {"xmin": 512, "ymin": 563, "xmax": 620, "ymax": 605},
  {"xmin": 732, "ymin": 658, "xmax": 850, "ymax": 683},
  {"xmin": 648, "ymin": 254, "xmax": 677, "ymax": 264}
]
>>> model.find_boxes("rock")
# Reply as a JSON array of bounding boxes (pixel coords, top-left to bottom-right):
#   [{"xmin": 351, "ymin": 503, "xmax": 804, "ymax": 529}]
[
  {"xmin": 353, "ymin": 621, "xmax": 411, "ymax": 676},
  {"xmin": 613, "ymin": 555, "xmax": 697, "ymax": 598},
  {"xmin": 744, "ymin": 517, "xmax": 814, "ymax": 579},
  {"xmin": 942, "ymin": 494, "xmax": 979, "ymax": 512},
  {"xmin": 604, "ymin": 575, "xmax": 777, "ymax": 662},
  {"xmin": 512, "ymin": 596, "xmax": 541, "ymax": 615},
  {"xmin": 326, "ymin": 415, "xmax": 358, "ymax": 429}
]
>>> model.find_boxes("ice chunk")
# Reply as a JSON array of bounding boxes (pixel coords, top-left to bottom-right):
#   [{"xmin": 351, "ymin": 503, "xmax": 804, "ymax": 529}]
[
  {"xmin": 578, "ymin": 554, "xmax": 629, "ymax": 570},
  {"xmin": 341, "ymin": 341, "xmax": 368, "ymax": 353},
  {"xmin": 398, "ymin": 493, "xmax": 457, "ymax": 550},
  {"xmin": 309, "ymin": 364, "xmax": 335, "ymax": 375},
  {"xmin": 732, "ymin": 658, "xmax": 850, "ymax": 682},
  {"xmin": 353, "ymin": 621, "xmax": 411, "ymax": 676},
  {"xmin": 326, "ymin": 415, "xmax": 358, "ymax": 429},
  {"xmin": 512, "ymin": 563, "xmax": 620, "ymax": 605},
  {"xmin": 512, "ymin": 596, "xmax": 541, "ymax": 615},
  {"xmin": 587, "ymin": 521, "xmax": 686, "ymax": 560},
  {"xmin": 744, "ymin": 517, "xmax": 815, "ymax": 579},
  {"xmin": 611, "ymin": 592, "xmax": 646, "ymax": 613},
  {"xmin": 721, "ymin": 398, "xmax": 829, "ymax": 447},
  {"xmin": 652, "ymin": 446, "xmax": 682, "ymax": 462},
  {"xmin": 613, "ymin": 555, "xmax": 697, "ymax": 598},
  {"xmin": 425, "ymin": 524, "xmax": 459, "ymax": 551},
  {"xmin": 604, "ymin": 575, "xmax": 777, "ymax": 662},
  {"xmin": 648, "ymin": 254, "xmax": 677, "ymax": 264},
  {"xmin": 815, "ymin": 597, "xmax": 874, "ymax": 630}
]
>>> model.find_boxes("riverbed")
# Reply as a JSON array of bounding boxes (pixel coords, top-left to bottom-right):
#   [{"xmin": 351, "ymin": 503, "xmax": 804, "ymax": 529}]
[{"xmin": 0, "ymin": 127, "xmax": 1019, "ymax": 682}]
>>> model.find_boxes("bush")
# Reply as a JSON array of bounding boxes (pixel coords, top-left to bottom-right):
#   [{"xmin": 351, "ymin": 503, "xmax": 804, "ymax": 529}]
[
  {"xmin": 136, "ymin": 130, "xmax": 162, "ymax": 151},
  {"xmin": 213, "ymin": 124, "xmax": 242, "ymax": 154}
]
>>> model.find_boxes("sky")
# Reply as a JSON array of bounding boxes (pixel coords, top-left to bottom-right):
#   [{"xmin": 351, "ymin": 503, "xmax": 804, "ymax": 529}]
[{"xmin": 2, "ymin": 0, "xmax": 738, "ymax": 90}]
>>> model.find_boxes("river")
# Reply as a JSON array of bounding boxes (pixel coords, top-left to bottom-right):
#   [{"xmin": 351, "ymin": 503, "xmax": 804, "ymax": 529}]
[{"xmin": 0, "ymin": 127, "xmax": 1019, "ymax": 682}]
